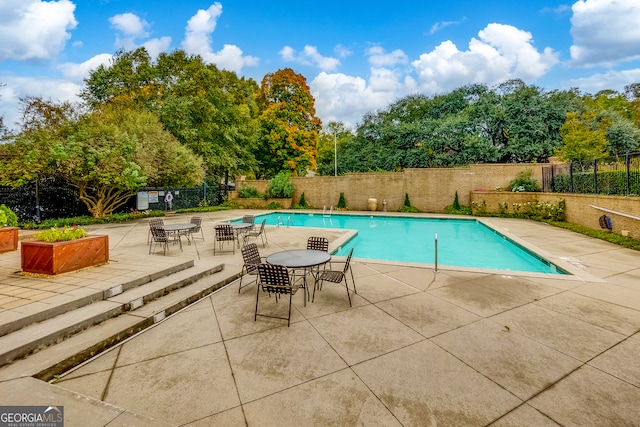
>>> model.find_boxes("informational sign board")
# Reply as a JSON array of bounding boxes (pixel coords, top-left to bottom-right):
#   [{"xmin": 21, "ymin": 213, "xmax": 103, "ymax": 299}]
[
  {"xmin": 148, "ymin": 191, "xmax": 159, "ymax": 203},
  {"xmin": 136, "ymin": 191, "xmax": 149, "ymax": 210}
]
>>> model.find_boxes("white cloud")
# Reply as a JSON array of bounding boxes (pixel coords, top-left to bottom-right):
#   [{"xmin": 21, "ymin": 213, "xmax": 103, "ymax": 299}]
[
  {"xmin": 279, "ymin": 45, "xmax": 340, "ymax": 71},
  {"xmin": 181, "ymin": 2, "xmax": 258, "ymax": 73},
  {"xmin": 0, "ymin": 75, "xmax": 82, "ymax": 129},
  {"xmin": 142, "ymin": 37, "xmax": 172, "ymax": 59},
  {"xmin": 412, "ymin": 23, "xmax": 559, "ymax": 93},
  {"xmin": 334, "ymin": 44, "xmax": 352, "ymax": 58},
  {"xmin": 109, "ymin": 13, "xmax": 149, "ymax": 37},
  {"xmin": 310, "ymin": 71, "xmax": 410, "ymax": 127},
  {"xmin": 109, "ymin": 13, "xmax": 158, "ymax": 52},
  {"xmin": 569, "ymin": 0, "xmax": 640, "ymax": 66},
  {"xmin": 58, "ymin": 53, "xmax": 113, "ymax": 81},
  {"xmin": 429, "ymin": 17, "xmax": 466, "ymax": 35},
  {"xmin": 0, "ymin": 0, "xmax": 77, "ymax": 61},
  {"xmin": 366, "ymin": 46, "xmax": 408, "ymax": 67},
  {"xmin": 562, "ymin": 68, "xmax": 640, "ymax": 93}
]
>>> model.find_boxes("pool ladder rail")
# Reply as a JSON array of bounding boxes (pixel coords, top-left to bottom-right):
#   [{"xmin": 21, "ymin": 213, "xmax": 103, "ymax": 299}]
[
  {"xmin": 323, "ymin": 205, "xmax": 333, "ymax": 217},
  {"xmin": 276, "ymin": 215, "xmax": 292, "ymax": 227}
]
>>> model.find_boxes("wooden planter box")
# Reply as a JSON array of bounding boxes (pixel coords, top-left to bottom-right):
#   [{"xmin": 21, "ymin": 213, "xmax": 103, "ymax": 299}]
[
  {"xmin": 21, "ymin": 235, "xmax": 109, "ymax": 275},
  {"xmin": 0, "ymin": 227, "xmax": 19, "ymax": 253}
]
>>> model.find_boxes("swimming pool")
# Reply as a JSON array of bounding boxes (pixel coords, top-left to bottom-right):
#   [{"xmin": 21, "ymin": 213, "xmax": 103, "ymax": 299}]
[{"xmin": 237, "ymin": 213, "xmax": 564, "ymax": 274}]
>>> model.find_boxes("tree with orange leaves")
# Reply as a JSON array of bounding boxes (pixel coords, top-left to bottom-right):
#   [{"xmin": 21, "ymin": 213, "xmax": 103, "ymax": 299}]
[{"xmin": 254, "ymin": 68, "xmax": 321, "ymax": 177}]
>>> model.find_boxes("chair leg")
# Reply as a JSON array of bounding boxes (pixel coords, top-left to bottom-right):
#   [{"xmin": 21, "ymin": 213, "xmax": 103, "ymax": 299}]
[
  {"xmin": 343, "ymin": 276, "xmax": 352, "ymax": 306},
  {"xmin": 254, "ymin": 284, "xmax": 260, "ymax": 321},
  {"xmin": 239, "ymin": 268, "xmax": 245, "ymax": 293},
  {"xmin": 287, "ymin": 293, "xmax": 293, "ymax": 327},
  {"xmin": 350, "ymin": 269, "xmax": 356, "ymax": 294}
]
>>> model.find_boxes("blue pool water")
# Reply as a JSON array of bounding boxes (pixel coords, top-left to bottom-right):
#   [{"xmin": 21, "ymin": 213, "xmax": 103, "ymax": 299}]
[{"xmin": 236, "ymin": 213, "xmax": 564, "ymax": 274}]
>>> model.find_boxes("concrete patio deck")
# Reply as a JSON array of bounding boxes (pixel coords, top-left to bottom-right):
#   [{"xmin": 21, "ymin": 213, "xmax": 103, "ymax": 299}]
[{"xmin": 0, "ymin": 211, "xmax": 639, "ymax": 426}]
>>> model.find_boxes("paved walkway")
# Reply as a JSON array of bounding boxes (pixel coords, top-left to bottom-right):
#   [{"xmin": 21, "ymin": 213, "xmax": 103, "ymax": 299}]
[{"xmin": 1, "ymin": 211, "xmax": 639, "ymax": 426}]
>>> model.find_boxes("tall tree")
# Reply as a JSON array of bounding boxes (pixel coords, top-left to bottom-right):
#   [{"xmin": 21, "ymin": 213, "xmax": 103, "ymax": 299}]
[
  {"xmin": 555, "ymin": 111, "xmax": 610, "ymax": 161},
  {"xmin": 254, "ymin": 68, "xmax": 321, "ymax": 177},
  {"xmin": 0, "ymin": 98, "xmax": 203, "ymax": 218},
  {"xmin": 81, "ymin": 48, "xmax": 259, "ymax": 184}
]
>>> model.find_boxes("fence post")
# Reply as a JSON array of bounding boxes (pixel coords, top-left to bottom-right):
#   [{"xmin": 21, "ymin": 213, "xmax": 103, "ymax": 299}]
[
  {"xmin": 570, "ymin": 161, "xmax": 574, "ymax": 193},
  {"xmin": 626, "ymin": 151, "xmax": 631, "ymax": 197},
  {"xmin": 593, "ymin": 158, "xmax": 598, "ymax": 194}
]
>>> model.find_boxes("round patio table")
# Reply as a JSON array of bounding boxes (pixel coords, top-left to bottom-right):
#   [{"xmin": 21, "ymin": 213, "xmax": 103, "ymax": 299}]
[
  {"xmin": 161, "ymin": 223, "xmax": 199, "ymax": 258},
  {"xmin": 266, "ymin": 249, "xmax": 331, "ymax": 306},
  {"xmin": 266, "ymin": 249, "xmax": 330, "ymax": 269}
]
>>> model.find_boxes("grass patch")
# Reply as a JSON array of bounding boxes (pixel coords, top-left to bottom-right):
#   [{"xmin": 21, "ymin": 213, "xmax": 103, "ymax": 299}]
[{"xmin": 547, "ymin": 221, "xmax": 640, "ymax": 251}]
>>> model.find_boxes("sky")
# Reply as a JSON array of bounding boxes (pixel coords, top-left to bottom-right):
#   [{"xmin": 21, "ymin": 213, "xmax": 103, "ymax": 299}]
[{"xmin": 1, "ymin": 0, "xmax": 640, "ymax": 131}]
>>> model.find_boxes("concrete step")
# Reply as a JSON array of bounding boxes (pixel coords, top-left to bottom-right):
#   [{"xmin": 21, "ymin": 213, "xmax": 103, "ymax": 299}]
[
  {"xmin": 0, "ymin": 262, "xmax": 232, "ymax": 371},
  {"xmin": 0, "ymin": 260, "xmax": 195, "ymax": 338}
]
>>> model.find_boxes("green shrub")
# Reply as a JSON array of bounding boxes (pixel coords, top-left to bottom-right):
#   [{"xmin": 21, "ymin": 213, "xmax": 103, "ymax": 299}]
[
  {"xmin": 337, "ymin": 192, "xmax": 347, "ymax": 209},
  {"xmin": 239, "ymin": 185, "xmax": 263, "ymax": 198},
  {"xmin": 403, "ymin": 193, "xmax": 411, "ymax": 207},
  {"xmin": 552, "ymin": 170, "xmax": 640, "ymax": 196},
  {"xmin": 265, "ymin": 171, "xmax": 295, "ymax": 198},
  {"xmin": 445, "ymin": 192, "xmax": 471, "ymax": 215},
  {"xmin": 21, "ymin": 210, "xmax": 165, "ymax": 230},
  {"xmin": 0, "ymin": 205, "xmax": 18, "ymax": 227},
  {"xmin": 470, "ymin": 200, "xmax": 488, "ymax": 215},
  {"xmin": 399, "ymin": 193, "xmax": 419, "ymax": 212},
  {"xmin": 265, "ymin": 201, "xmax": 282, "ymax": 210},
  {"xmin": 34, "ymin": 226, "xmax": 87, "ymax": 242},
  {"xmin": 509, "ymin": 169, "xmax": 540, "ymax": 192},
  {"xmin": 399, "ymin": 205, "xmax": 420, "ymax": 213},
  {"xmin": 294, "ymin": 192, "xmax": 313, "ymax": 209},
  {"xmin": 453, "ymin": 191, "xmax": 461, "ymax": 210},
  {"xmin": 445, "ymin": 205, "xmax": 472, "ymax": 215}
]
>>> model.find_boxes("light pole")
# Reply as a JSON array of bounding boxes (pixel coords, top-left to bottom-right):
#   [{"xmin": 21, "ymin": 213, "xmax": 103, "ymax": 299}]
[{"xmin": 333, "ymin": 129, "xmax": 337, "ymax": 177}]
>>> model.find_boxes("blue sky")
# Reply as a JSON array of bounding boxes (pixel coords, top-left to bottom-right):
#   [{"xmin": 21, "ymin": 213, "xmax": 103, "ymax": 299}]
[{"xmin": 1, "ymin": 0, "xmax": 640, "ymax": 131}]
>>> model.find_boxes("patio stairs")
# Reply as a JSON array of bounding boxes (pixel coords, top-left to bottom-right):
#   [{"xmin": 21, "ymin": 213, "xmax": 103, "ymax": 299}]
[{"xmin": 0, "ymin": 260, "xmax": 241, "ymax": 380}]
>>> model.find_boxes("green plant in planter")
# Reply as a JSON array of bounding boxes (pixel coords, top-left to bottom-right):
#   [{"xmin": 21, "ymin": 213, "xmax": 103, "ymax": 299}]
[
  {"xmin": 239, "ymin": 185, "xmax": 263, "ymax": 198},
  {"xmin": 509, "ymin": 169, "xmax": 540, "ymax": 192},
  {"xmin": 34, "ymin": 226, "xmax": 87, "ymax": 242},
  {"xmin": 0, "ymin": 205, "xmax": 18, "ymax": 227},
  {"xmin": 337, "ymin": 192, "xmax": 347, "ymax": 209},
  {"xmin": 265, "ymin": 171, "xmax": 295, "ymax": 198}
]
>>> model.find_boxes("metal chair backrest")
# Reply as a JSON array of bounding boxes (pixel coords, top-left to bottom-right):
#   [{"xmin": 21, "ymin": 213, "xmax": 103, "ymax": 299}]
[
  {"xmin": 343, "ymin": 248, "xmax": 354, "ymax": 273},
  {"xmin": 190, "ymin": 216, "xmax": 202, "ymax": 231},
  {"xmin": 242, "ymin": 215, "xmax": 255, "ymax": 224},
  {"xmin": 242, "ymin": 243, "xmax": 261, "ymax": 267},
  {"xmin": 257, "ymin": 263, "xmax": 292, "ymax": 294},
  {"xmin": 150, "ymin": 225, "xmax": 168, "ymax": 242},
  {"xmin": 149, "ymin": 218, "xmax": 164, "ymax": 228},
  {"xmin": 215, "ymin": 224, "xmax": 235, "ymax": 241},
  {"xmin": 307, "ymin": 236, "xmax": 329, "ymax": 252}
]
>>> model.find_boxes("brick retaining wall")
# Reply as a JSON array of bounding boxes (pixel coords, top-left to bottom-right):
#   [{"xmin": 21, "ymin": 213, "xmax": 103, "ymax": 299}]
[
  {"xmin": 233, "ymin": 164, "xmax": 640, "ymax": 238},
  {"xmin": 470, "ymin": 191, "xmax": 640, "ymax": 238}
]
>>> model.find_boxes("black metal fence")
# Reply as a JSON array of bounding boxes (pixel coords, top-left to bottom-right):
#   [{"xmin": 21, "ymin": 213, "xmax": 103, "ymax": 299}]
[
  {"xmin": 0, "ymin": 182, "xmax": 227, "ymax": 223},
  {"xmin": 542, "ymin": 151, "xmax": 640, "ymax": 196}
]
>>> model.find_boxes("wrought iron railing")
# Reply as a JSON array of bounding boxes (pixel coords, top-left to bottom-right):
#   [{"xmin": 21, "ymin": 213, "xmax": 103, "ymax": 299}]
[{"xmin": 543, "ymin": 151, "xmax": 640, "ymax": 196}]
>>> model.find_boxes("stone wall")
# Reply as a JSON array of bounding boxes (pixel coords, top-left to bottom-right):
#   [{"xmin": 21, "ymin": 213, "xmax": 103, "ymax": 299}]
[
  {"xmin": 470, "ymin": 191, "xmax": 640, "ymax": 238},
  {"xmin": 236, "ymin": 163, "xmax": 543, "ymax": 212}
]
